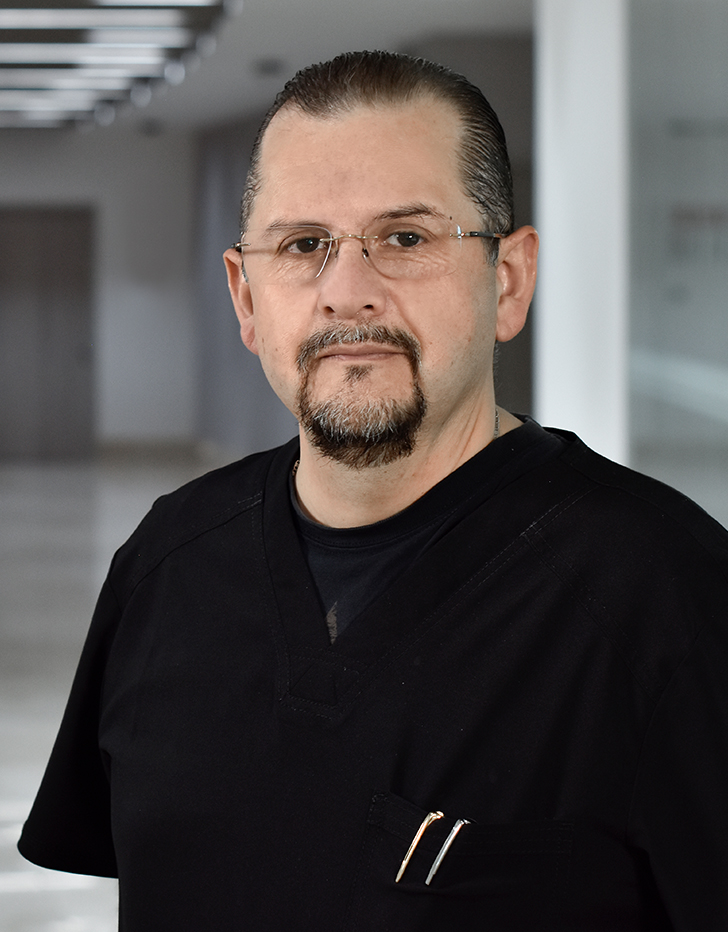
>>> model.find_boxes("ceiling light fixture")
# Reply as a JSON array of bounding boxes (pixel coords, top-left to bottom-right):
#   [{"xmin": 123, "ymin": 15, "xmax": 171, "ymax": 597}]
[
  {"xmin": 86, "ymin": 28, "xmax": 192, "ymax": 46},
  {"xmin": 0, "ymin": 10, "xmax": 184, "ymax": 29},
  {"xmin": 0, "ymin": 69, "xmax": 140, "ymax": 90},
  {"xmin": 0, "ymin": 45, "xmax": 169, "ymax": 64},
  {"xmin": 0, "ymin": 0, "xmax": 234, "ymax": 129},
  {"xmin": 94, "ymin": 0, "xmax": 219, "ymax": 7}
]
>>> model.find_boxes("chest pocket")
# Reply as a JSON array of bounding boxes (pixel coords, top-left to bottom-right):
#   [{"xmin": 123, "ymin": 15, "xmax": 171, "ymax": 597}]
[{"xmin": 344, "ymin": 792, "xmax": 573, "ymax": 932}]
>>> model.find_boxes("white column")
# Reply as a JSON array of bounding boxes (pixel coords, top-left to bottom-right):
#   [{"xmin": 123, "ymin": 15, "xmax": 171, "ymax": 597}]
[{"xmin": 533, "ymin": 0, "xmax": 630, "ymax": 462}]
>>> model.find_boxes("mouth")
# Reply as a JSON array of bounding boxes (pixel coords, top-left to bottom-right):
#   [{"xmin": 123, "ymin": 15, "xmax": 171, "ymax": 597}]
[
  {"xmin": 318, "ymin": 344, "xmax": 403, "ymax": 361},
  {"xmin": 296, "ymin": 324, "xmax": 422, "ymax": 375}
]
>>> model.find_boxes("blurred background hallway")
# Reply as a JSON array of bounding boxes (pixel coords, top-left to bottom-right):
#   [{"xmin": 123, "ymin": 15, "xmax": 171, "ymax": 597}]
[
  {"xmin": 0, "ymin": 451, "xmax": 211, "ymax": 930},
  {"xmin": 1, "ymin": 1, "xmax": 726, "ymax": 928}
]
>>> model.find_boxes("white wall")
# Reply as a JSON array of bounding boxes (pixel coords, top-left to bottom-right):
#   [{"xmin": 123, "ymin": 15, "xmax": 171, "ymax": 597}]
[
  {"xmin": 627, "ymin": 0, "xmax": 728, "ymax": 525},
  {"xmin": 0, "ymin": 124, "xmax": 196, "ymax": 444},
  {"xmin": 534, "ymin": 0, "xmax": 630, "ymax": 461},
  {"xmin": 630, "ymin": 0, "xmax": 728, "ymax": 447}
]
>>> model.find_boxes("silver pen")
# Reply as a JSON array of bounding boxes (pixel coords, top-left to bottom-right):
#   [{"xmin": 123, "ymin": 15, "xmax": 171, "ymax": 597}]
[{"xmin": 424, "ymin": 818, "xmax": 471, "ymax": 885}]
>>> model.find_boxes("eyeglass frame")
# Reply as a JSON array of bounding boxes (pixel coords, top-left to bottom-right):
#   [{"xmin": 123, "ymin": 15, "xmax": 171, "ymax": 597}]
[{"xmin": 230, "ymin": 224, "xmax": 505, "ymax": 282}]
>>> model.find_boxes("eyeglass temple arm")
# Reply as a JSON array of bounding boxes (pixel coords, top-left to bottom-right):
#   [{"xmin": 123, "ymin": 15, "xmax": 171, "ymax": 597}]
[{"xmin": 456, "ymin": 230, "xmax": 505, "ymax": 240}]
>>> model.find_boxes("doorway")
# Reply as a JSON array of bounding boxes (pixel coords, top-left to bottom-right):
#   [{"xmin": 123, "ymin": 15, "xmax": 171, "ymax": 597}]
[{"xmin": 0, "ymin": 208, "xmax": 95, "ymax": 458}]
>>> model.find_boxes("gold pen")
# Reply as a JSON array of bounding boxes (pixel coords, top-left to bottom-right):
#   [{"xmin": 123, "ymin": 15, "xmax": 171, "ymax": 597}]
[{"xmin": 394, "ymin": 811, "xmax": 444, "ymax": 883}]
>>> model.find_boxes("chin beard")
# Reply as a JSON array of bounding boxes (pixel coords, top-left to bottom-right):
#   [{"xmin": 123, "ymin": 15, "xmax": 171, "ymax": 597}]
[
  {"xmin": 295, "ymin": 324, "xmax": 427, "ymax": 469},
  {"xmin": 298, "ymin": 386, "xmax": 427, "ymax": 468}
]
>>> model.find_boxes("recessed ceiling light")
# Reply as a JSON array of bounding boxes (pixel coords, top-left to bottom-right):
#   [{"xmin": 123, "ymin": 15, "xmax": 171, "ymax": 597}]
[
  {"xmin": 130, "ymin": 82, "xmax": 153, "ymax": 107},
  {"xmin": 0, "ymin": 69, "xmax": 136, "ymax": 90},
  {"xmin": 0, "ymin": 90, "xmax": 118, "ymax": 110},
  {"xmin": 95, "ymin": 0, "xmax": 219, "ymax": 6},
  {"xmin": 94, "ymin": 101, "xmax": 115, "ymax": 125},
  {"xmin": 0, "ymin": 44, "xmax": 168, "ymax": 65},
  {"xmin": 87, "ymin": 28, "xmax": 191, "ymax": 46},
  {"xmin": 163, "ymin": 59, "xmax": 185, "ymax": 84},
  {"xmin": 0, "ymin": 9, "xmax": 184, "ymax": 28},
  {"xmin": 0, "ymin": 112, "xmax": 67, "ymax": 127}
]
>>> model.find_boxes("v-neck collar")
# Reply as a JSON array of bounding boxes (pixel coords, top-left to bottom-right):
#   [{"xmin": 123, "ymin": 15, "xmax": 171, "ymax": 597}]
[{"xmin": 260, "ymin": 421, "xmax": 567, "ymax": 718}]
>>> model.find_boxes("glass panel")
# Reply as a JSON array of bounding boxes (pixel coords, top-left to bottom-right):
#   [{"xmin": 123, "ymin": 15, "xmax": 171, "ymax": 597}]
[{"xmin": 630, "ymin": 0, "xmax": 728, "ymax": 526}]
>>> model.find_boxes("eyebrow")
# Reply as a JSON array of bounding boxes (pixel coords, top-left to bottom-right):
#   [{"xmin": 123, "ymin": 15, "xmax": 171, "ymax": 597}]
[
  {"xmin": 260, "ymin": 203, "xmax": 449, "ymax": 236},
  {"xmin": 371, "ymin": 203, "xmax": 449, "ymax": 223},
  {"xmin": 260, "ymin": 219, "xmax": 326, "ymax": 236}
]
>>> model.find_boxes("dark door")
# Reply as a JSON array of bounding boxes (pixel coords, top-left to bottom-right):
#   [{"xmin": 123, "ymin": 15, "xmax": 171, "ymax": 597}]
[{"xmin": 0, "ymin": 208, "xmax": 94, "ymax": 458}]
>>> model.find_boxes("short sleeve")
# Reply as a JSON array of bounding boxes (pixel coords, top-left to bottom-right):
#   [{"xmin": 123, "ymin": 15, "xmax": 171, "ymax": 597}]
[{"xmin": 18, "ymin": 576, "xmax": 121, "ymax": 877}]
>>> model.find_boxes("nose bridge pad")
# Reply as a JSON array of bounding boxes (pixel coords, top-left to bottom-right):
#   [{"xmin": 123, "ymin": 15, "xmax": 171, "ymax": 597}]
[
  {"xmin": 316, "ymin": 234, "xmax": 373, "ymax": 279},
  {"xmin": 315, "ymin": 239, "xmax": 335, "ymax": 280}
]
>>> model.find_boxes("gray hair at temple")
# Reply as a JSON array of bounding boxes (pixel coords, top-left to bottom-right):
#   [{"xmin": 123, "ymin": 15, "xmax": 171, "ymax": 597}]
[{"xmin": 239, "ymin": 50, "xmax": 514, "ymax": 263}]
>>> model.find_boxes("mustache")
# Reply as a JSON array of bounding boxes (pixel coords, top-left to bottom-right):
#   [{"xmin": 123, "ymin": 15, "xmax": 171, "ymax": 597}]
[{"xmin": 296, "ymin": 324, "xmax": 422, "ymax": 374}]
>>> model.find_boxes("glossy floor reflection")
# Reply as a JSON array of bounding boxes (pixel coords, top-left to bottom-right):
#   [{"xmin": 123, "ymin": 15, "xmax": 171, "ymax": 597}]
[{"xmin": 0, "ymin": 451, "xmax": 212, "ymax": 932}]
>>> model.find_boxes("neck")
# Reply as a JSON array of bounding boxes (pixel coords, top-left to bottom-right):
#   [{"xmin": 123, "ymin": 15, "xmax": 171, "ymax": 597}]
[{"xmin": 293, "ymin": 406, "xmax": 520, "ymax": 528}]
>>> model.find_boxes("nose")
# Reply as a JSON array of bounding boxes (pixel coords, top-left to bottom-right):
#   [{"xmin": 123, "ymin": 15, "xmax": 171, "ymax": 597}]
[{"xmin": 316, "ymin": 235, "xmax": 386, "ymax": 321}]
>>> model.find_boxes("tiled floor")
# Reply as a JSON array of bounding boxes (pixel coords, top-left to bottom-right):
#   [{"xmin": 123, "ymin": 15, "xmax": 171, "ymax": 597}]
[
  {"xmin": 1, "ymin": 445, "xmax": 726, "ymax": 931},
  {"xmin": 0, "ymin": 452, "xmax": 211, "ymax": 932}
]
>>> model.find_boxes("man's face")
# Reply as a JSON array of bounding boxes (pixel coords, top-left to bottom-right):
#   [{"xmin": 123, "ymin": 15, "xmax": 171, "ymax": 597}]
[{"xmin": 228, "ymin": 98, "xmax": 507, "ymax": 467}]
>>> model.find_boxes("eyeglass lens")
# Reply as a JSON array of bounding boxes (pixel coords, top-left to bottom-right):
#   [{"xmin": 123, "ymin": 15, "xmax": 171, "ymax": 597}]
[{"xmin": 241, "ymin": 217, "xmax": 495, "ymax": 283}]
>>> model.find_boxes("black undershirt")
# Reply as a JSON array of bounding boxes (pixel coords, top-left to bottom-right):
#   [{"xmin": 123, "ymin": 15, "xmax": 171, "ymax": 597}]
[{"xmin": 290, "ymin": 418, "xmax": 564, "ymax": 641}]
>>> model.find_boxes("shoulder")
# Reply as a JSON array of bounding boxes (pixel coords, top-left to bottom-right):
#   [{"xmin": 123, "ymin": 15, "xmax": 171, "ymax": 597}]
[
  {"xmin": 529, "ymin": 428, "xmax": 728, "ymax": 696},
  {"xmin": 108, "ymin": 438, "xmax": 298, "ymax": 596},
  {"xmin": 548, "ymin": 428, "xmax": 728, "ymax": 569}
]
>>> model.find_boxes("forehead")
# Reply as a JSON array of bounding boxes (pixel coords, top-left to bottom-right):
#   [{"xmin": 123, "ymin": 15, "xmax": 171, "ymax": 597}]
[{"xmin": 249, "ymin": 98, "xmax": 470, "ymax": 227}]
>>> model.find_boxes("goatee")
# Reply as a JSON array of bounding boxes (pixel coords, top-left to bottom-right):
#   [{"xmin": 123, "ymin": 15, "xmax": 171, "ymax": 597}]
[{"xmin": 296, "ymin": 323, "xmax": 427, "ymax": 469}]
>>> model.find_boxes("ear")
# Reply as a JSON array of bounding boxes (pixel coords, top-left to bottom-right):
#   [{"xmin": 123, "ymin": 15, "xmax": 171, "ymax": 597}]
[
  {"xmin": 493, "ymin": 225, "xmax": 539, "ymax": 343},
  {"xmin": 223, "ymin": 247, "xmax": 259, "ymax": 355}
]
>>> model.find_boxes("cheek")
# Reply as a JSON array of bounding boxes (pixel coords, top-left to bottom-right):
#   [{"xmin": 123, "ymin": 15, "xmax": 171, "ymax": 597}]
[
  {"xmin": 252, "ymin": 301, "xmax": 300, "ymax": 365},
  {"xmin": 260, "ymin": 333, "xmax": 297, "ymax": 376},
  {"xmin": 250, "ymin": 315, "xmax": 305, "ymax": 405},
  {"xmin": 415, "ymin": 298, "xmax": 495, "ymax": 385}
]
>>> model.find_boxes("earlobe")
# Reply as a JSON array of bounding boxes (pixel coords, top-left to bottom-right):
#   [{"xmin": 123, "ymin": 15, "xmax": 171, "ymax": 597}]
[
  {"xmin": 223, "ymin": 248, "xmax": 259, "ymax": 355},
  {"xmin": 494, "ymin": 226, "xmax": 539, "ymax": 343}
]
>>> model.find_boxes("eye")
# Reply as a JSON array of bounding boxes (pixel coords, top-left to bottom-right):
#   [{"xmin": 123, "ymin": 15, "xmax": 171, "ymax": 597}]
[
  {"xmin": 383, "ymin": 230, "xmax": 425, "ymax": 249},
  {"xmin": 290, "ymin": 236, "xmax": 324, "ymax": 254},
  {"xmin": 279, "ymin": 230, "xmax": 329, "ymax": 255}
]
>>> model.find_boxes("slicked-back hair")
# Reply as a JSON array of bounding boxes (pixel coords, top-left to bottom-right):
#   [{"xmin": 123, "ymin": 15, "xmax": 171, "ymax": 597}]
[{"xmin": 240, "ymin": 51, "xmax": 514, "ymax": 262}]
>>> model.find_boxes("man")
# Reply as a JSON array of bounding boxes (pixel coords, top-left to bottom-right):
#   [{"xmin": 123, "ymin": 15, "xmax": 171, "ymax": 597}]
[{"xmin": 19, "ymin": 51, "xmax": 728, "ymax": 930}]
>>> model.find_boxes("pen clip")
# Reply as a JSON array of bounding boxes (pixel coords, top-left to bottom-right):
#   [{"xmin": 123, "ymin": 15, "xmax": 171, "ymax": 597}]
[
  {"xmin": 424, "ymin": 818, "xmax": 471, "ymax": 885},
  {"xmin": 394, "ymin": 811, "xmax": 444, "ymax": 883}
]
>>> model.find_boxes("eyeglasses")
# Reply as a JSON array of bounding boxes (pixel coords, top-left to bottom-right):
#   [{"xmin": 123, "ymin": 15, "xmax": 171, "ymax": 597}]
[{"xmin": 232, "ymin": 217, "xmax": 504, "ymax": 285}]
